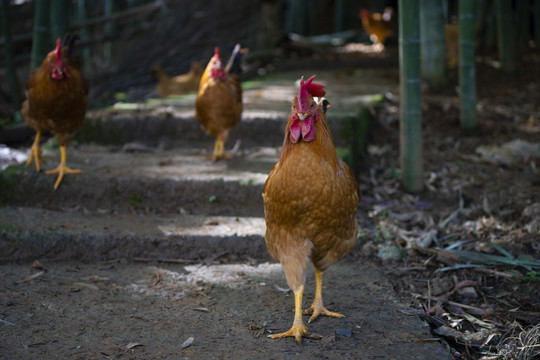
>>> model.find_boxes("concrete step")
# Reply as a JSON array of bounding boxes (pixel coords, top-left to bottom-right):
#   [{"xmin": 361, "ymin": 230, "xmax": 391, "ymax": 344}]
[
  {"xmin": 0, "ymin": 206, "xmax": 267, "ymax": 263},
  {"xmin": 1, "ymin": 144, "xmax": 277, "ymax": 217}
]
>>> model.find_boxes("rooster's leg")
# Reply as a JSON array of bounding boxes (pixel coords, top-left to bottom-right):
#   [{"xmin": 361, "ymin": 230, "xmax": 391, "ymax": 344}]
[
  {"xmin": 303, "ymin": 268, "xmax": 344, "ymax": 323},
  {"xmin": 25, "ymin": 131, "xmax": 46, "ymax": 172},
  {"xmin": 268, "ymin": 285, "xmax": 308, "ymax": 344},
  {"xmin": 45, "ymin": 145, "xmax": 81, "ymax": 190}
]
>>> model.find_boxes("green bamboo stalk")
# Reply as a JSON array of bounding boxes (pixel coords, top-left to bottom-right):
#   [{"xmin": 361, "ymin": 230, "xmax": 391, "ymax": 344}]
[
  {"xmin": 459, "ymin": 0, "xmax": 477, "ymax": 130},
  {"xmin": 420, "ymin": 0, "xmax": 448, "ymax": 89},
  {"xmin": 399, "ymin": 0, "xmax": 423, "ymax": 193},
  {"xmin": 30, "ymin": 0, "xmax": 51, "ymax": 70},
  {"xmin": 50, "ymin": 0, "xmax": 68, "ymax": 41},
  {"xmin": 104, "ymin": 0, "xmax": 118, "ymax": 61},
  {"xmin": 334, "ymin": 0, "xmax": 349, "ymax": 32},
  {"xmin": 494, "ymin": 0, "xmax": 516, "ymax": 72},
  {"xmin": 285, "ymin": 0, "xmax": 305, "ymax": 34},
  {"xmin": 77, "ymin": 0, "xmax": 92, "ymax": 72},
  {"xmin": 485, "ymin": 1, "xmax": 497, "ymax": 50},
  {"xmin": 474, "ymin": 0, "xmax": 488, "ymax": 49},
  {"xmin": 1, "ymin": 0, "xmax": 22, "ymax": 120}
]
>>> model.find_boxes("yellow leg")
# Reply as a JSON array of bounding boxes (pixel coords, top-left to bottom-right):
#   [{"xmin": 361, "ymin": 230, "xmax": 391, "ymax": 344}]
[
  {"xmin": 45, "ymin": 146, "xmax": 81, "ymax": 190},
  {"xmin": 303, "ymin": 268, "xmax": 344, "ymax": 323},
  {"xmin": 212, "ymin": 139, "xmax": 231, "ymax": 160},
  {"xmin": 268, "ymin": 285, "xmax": 308, "ymax": 344},
  {"xmin": 25, "ymin": 131, "xmax": 46, "ymax": 172}
]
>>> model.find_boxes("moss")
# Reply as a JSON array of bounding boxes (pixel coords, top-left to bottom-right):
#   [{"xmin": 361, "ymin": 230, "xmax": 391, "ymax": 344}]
[{"xmin": 75, "ymin": 117, "xmax": 124, "ymax": 145}]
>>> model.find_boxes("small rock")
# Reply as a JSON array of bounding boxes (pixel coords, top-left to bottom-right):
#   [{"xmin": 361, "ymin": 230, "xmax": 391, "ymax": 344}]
[
  {"xmin": 336, "ymin": 329, "xmax": 352, "ymax": 337},
  {"xmin": 377, "ymin": 245, "xmax": 407, "ymax": 261}
]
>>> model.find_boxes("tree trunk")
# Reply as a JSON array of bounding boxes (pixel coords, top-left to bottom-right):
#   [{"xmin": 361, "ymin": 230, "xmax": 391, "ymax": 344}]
[
  {"xmin": 399, "ymin": 0, "xmax": 423, "ymax": 193},
  {"xmin": 420, "ymin": 0, "xmax": 448, "ymax": 89},
  {"xmin": 494, "ymin": 0, "xmax": 516, "ymax": 72},
  {"xmin": 50, "ymin": 0, "xmax": 68, "ymax": 41},
  {"xmin": 1, "ymin": 0, "xmax": 22, "ymax": 121},
  {"xmin": 459, "ymin": 0, "xmax": 477, "ymax": 130},
  {"xmin": 30, "ymin": 0, "xmax": 51, "ymax": 71}
]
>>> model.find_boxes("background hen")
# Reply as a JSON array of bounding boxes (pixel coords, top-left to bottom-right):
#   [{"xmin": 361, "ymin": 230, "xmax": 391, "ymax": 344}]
[
  {"xmin": 262, "ymin": 76, "xmax": 360, "ymax": 343},
  {"xmin": 360, "ymin": 7, "xmax": 394, "ymax": 47},
  {"xmin": 151, "ymin": 61, "xmax": 203, "ymax": 98},
  {"xmin": 22, "ymin": 35, "xmax": 89, "ymax": 190},
  {"xmin": 195, "ymin": 44, "xmax": 245, "ymax": 160}
]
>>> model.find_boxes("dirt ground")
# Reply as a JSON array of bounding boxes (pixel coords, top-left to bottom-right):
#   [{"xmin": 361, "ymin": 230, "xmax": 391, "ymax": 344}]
[
  {"xmin": 0, "ymin": 259, "xmax": 451, "ymax": 360},
  {"xmin": 1, "ymin": 46, "xmax": 540, "ymax": 359}
]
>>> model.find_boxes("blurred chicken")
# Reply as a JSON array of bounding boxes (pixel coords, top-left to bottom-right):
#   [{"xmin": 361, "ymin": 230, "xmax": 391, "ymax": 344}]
[
  {"xmin": 152, "ymin": 61, "xmax": 203, "ymax": 97},
  {"xmin": 195, "ymin": 44, "xmax": 245, "ymax": 160},
  {"xmin": 360, "ymin": 7, "xmax": 394, "ymax": 46},
  {"xmin": 22, "ymin": 35, "xmax": 88, "ymax": 190},
  {"xmin": 263, "ymin": 76, "xmax": 360, "ymax": 343},
  {"xmin": 445, "ymin": 24, "xmax": 459, "ymax": 69}
]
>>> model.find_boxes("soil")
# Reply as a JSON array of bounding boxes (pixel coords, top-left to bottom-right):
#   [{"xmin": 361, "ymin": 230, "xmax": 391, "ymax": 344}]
[{"xmin": 1, "ymin": 47, "xmax": 540, "ymax": 359}]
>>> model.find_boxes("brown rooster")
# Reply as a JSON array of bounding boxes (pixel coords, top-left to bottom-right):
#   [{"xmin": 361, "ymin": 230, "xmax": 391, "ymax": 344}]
[
  {"xmin": 195, "ymin": 44, "xmax": 245, "ymax": 160},
  {"xmin": 263, "ymin": 76, "xmax": 360, "ymax": 343},
  {"xmin": 152, "ymin": 61, "xmax": 203, "ymax": 97},
  {"xmin": 22, "ymin": 35, "xmax": 88, "ymax": 189}
]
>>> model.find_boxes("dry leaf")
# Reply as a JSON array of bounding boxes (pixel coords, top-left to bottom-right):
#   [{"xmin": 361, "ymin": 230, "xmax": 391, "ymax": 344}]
[
  {"xmin": 126, "ymin": 342, "xmax": 143, "ymax": 349},
  {"xmin": 193, "ymin": 307, "xmax": 209, "ymax": 312},
  {"xmin": 15, "ymin": 271, "xmax": 44, "ymax": 284},
  {"xmin": 181, "ymin": 336, "xmax": 194, "ymax": 349}
]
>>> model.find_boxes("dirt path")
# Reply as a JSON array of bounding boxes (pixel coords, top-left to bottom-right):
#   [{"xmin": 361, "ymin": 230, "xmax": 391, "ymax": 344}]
[{"xmin": 0, "ymin": 259, "xmax": 450, "ymax": 360}]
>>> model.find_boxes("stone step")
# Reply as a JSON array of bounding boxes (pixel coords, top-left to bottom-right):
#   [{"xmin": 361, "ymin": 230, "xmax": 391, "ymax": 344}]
[
  {"xmin": 1, "ymin": 145, "xmax": 277, "ymax": 217},
  {"xmin": 0, "ymin": 206, "xmax": 267, "ymax": 263}
]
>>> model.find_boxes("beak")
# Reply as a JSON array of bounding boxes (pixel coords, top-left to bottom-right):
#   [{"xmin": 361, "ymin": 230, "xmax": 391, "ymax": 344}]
[{"xmin": 298, "ymin": 113, "xmax": 306, "ymax": 121}]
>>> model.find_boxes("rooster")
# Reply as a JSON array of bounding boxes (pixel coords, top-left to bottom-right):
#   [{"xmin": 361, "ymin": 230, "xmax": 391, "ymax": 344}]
[
  {"xmin": 151, "ymin": 61, "xmax": 203, "ymax": 97},
  {"xmin": 195, "ymin": 44, "xmax": 245, "ymax": 160},
  {"xmin": 263, "ymin": 76, "xmax": 360, "ymax": 343},
  {"xmin": 22, "ymin": 35, "xmax": 88, "ymax": 189},
  {"xmin": 360, "ymin": 7, "xmax": 394, "ymax": 46}
]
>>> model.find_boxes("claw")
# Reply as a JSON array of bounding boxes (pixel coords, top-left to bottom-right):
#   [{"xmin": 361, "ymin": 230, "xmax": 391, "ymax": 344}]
[
  {"xmin": 25, "ymin": 131, "xmax": 46, "ymax": 171},
  {"xmin": 303, "ymin": 268, "xmax": 344, "ymax": 323},
  {"xmin": 44, "ymin": 145, "xmax": 81, "ymax": 190}
]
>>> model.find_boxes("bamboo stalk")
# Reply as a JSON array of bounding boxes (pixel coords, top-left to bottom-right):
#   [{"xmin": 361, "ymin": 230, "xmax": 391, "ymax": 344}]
[
  {"xmin": 494, "ymin": 0, "xmax": 516, "ymax": 72},
  {"xmin": 50, "ymin": 0, "xmax": 68, "ymax": 41},
  {"xmin": 30, "ymin": 0, "xmax": 51, "ymax": 71},
  {"xmin": 458, "ymin": 0, "xmax": 477, "ymax": 130},
  {"xmin": 420, "ymin": 0, "xmax": 448, "ymax": 89},
  {"xmin": 104, "ymin": 0, "xmax": 118, "ymax": 61},
  {"xmin": 399, "ymin": 0, "xmax": 423, "ymax": 193},
  {"xmin": 77, "ymin": 0, "xmax": 92, "ymax": 72},
  {"xmin": 514, "ymin": 0, "xmax": 530, "ymax": 53},
  {"xmin": 1, "ymin": 0, "xmax": 22, "ymax": 120}
]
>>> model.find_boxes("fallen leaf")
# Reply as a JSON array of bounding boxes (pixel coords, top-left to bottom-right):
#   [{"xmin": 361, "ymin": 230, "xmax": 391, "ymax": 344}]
[
  {"xmin": 126, "ymin": 342, "xmax": 143, "ymax": 349},
  {"xmin": 15, "ymin": 271, "xmax": 44, "ymax": 284},
  {"xmin": 193, "ymin": 307, "xmax": 209, "ymax": 312},
  {"xmin": 181, "ymin": 336, "xmax": 194, "ymax": 349},
  {"xmin": 80, "ymin": 276, "xmax": 109, "ymax": 282}
]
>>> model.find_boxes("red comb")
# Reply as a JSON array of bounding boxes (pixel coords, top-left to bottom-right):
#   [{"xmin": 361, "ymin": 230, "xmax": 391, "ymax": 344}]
[
  {"xmin": 301, "ymin": 75, "xmax": 326, "ymax": 98},
  {"xmin": 54, "ymin": 38, "xmax": 62, "ymax": 66}
]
